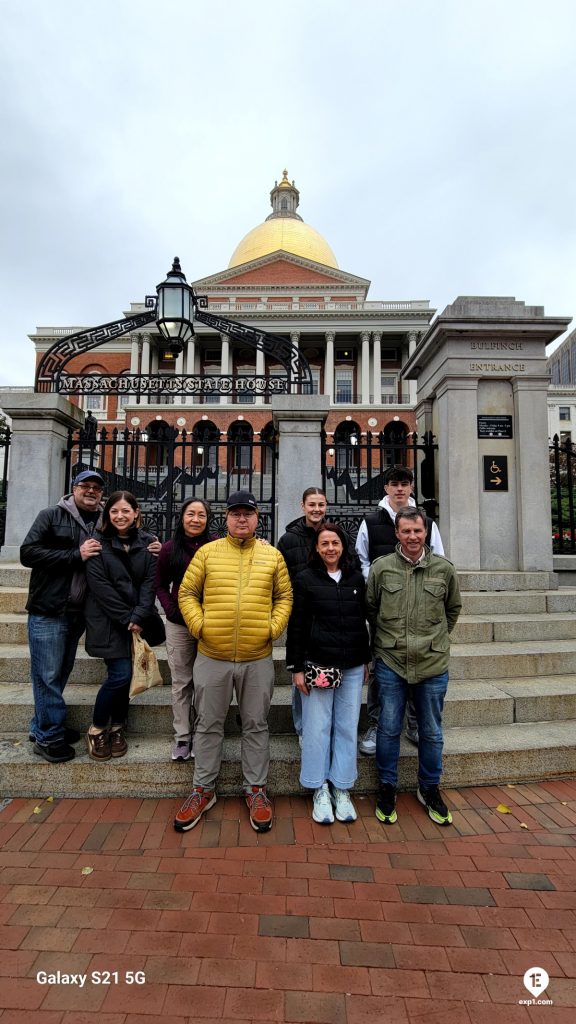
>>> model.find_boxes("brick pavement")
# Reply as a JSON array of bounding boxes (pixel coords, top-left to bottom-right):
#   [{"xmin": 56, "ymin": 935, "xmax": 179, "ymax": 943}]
[{"xmin": 0, "ymin": 780, "xmax": 575, "ymax": 1022}]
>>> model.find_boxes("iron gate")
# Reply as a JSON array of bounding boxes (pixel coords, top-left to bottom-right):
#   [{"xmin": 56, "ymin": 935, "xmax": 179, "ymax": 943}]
[
  {"xmin": 321, "ymin": 428, "xmax": 439, "ymax": 541},
  {"xmin": 0, "ymin": 421, "xmax": 10, "ymax": 550},
  {"xmin": 64, "ymin": 422, "xmax": 277, "ymax": 541}
]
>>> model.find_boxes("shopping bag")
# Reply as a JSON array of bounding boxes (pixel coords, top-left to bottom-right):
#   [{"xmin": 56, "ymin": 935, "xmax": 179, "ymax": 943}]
[{"xmin": 129, "ymin": 632, "xmax": 163, "ymax": 698}]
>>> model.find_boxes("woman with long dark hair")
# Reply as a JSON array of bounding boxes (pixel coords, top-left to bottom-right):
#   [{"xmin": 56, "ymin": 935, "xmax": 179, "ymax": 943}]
[
  {"xmin": 156, "ymin": 498, "xmax": 212, "ymax": 761},
  {"xmin": 286, "ymin": 522, "xmax": 370, "ymax": 824},
  {"xmin": 84, "ymin": 491, "xmax": 159, "ymax": 761}
]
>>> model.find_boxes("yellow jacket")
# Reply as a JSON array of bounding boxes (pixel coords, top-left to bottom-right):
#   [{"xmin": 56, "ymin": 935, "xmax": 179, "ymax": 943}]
[{"xmin": 178, "ymin": 535, "xmax": 293, "ymax": 662}]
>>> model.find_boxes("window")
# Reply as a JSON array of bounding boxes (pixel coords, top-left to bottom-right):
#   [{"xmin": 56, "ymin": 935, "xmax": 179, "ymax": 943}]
[
  {"xmin": 333, "ymin": 421, "xmax": 361, "ymax": 472},
  {"xmin": 559, "ymin": 407, "xmax": 571, "ymax": 421},
  {"xmin": 82, "ymin": 368, "xmax": 107, "ymax": 418},
  {"xmin": 335, "ymin": 348, "xmax": 354, "ymax": 362},
  {"xmin": 381, "ymin": 375, "xmax": 398, "ymax": 404},
  {"xmin": 301, "ymin": 367, "xmax": 320, "ymax": 395},
  {"xmin": 236, "ymin": 367, "xmax": 256, "ymax": 405},
  {"xmin": 335, "ymin": 369, "xmax": 353, "ymax": 403}
]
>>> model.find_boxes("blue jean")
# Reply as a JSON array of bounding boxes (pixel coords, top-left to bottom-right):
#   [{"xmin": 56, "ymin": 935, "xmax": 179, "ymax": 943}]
[
  {"xmin": 300, "ymin": 665, "xmax": 364, "ymax": 790},
  {"xmin": 375, "ymin": 659, "xmax": 448, "ymax": 788},
  {"xmin": 93, "ymin": 657, "xmax": 133, "ymax": 729},
  {"xmin": 28, "ymin": 613, "xmax": 85, "ymax": 744}
]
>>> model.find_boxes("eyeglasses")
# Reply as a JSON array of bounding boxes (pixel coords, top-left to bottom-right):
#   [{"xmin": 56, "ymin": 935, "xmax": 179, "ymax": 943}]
[
  {"xmin": 228, "ymin": 509, "xmax": 257, "ymax": 519},
  {"xmin": 74, "ymin": 483, "xmax": 103, "ymax": 492}
]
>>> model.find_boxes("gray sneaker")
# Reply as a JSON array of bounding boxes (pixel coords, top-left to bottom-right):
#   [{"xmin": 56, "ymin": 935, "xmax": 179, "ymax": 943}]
[
  {"xmin": 359, "ymin": 724, "xmax": 377, "ymax": 756},
  {"xmin": 171, "ymin": 740, "xmax": 192, "ymax": 762}
]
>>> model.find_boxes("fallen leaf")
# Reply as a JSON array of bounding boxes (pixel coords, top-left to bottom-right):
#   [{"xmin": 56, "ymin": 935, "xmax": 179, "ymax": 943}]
[
  {"xmin": 81, "ymin": 866, "xmax": 94, "ymax": 876},
  {"xmin": 47, "ymin": 796, "xmax": 54, "ymax": 803},
  {"xmin": 561, "ymin": 802, "xmax": 568, "ymax": 806},
  {"xmin": 32, "ymin": 806, "xmax": 42, "ymax": 814},
  {"xmin": 519, "ymin": 823, "xmax": 529, "ymax": 829},
  {"xmin": 496, "ymin": 804, "xmax": 511, "ymax": 814},
  {"xmin": 506, "ymin": 783, "xmax": 516, "ymax": 788}
]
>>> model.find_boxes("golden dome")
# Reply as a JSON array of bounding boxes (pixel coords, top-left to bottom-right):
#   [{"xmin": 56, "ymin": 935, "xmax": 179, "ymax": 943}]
[
  {"xmin": 228, "ymin": 171, "xmax": 339, "ymax": 269},
  {"xmin": 229, "ymin": 219, "xmax": 338, "ymax": 268}
]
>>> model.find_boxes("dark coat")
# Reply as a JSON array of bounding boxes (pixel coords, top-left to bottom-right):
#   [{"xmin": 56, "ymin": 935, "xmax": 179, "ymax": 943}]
[
  {"xmin": 286, "ymin": 558, "xmax": 371, "ymax": 673},
  {"xmin": 84, "ymin": 529, "xmax": 158, "ymax": 659},
  {"xmin": 277, "ymin": 516, "xmax": 360, "ymax": 582},
  {"xmin": 276, "ymin": 516, "xmax": 317, "ymax": 581},
  {"xmin": 20, "ymin": 495, "xmax": 102, "ymax": 616}
]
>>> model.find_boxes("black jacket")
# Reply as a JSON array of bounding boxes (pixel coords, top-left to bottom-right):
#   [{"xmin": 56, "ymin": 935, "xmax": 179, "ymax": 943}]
[
  {"xmin": 276, "ymin": 516, "xmax": 317, "ymax": 581},
  {"xmin": 277, "ymin": 516, "xmax": 360, "ymax": 582},
  {"xmin": 286, "ymin": 558, "xmax": 371, "ymax": 672},
  {"xmin": 366, "ymin": 507, "xmax": 433, "ymax": 562},
  {"xmin": 21, "ymin": 495, "xmax": 102, "ymax": 617},
  {"xmin": 84, "ymin": 528, "xmax": 158, "ymax": 659}
]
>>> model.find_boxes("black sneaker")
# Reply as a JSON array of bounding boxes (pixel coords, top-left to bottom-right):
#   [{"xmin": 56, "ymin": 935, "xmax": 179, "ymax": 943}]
[
  {"xmin": 33, "ymin": 739, "xmax": 76, "ymax": 764},
  {"xmin": 29, "ymin": 727, "xmax": 81, "ymax": 745},
  {"xmin": 375, "ymin": 783, "xmax": 397, "ymax": 824},
  {"xmin": 417, "ymin": 785, "xmax": 453, "ymax": 825}
]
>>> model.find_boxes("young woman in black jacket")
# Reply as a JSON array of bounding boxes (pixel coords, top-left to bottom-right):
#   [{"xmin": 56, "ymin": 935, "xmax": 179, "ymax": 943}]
[
  {"xmin": 84, "ymin": 491, "xmax": 159, "ymax": 761},
  {"xmin": 155, "ymin": 499, "xmax": 213, "ymax": 762},
  {"xmin": 286, "ymin": 523, "xmax": 370, "ymax": 825}
]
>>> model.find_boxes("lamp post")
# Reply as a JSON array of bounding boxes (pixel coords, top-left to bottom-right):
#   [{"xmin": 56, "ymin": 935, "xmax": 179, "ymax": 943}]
[{"xmin": 155, "ymin": 257, "xmax": 195, "ymax": 357}]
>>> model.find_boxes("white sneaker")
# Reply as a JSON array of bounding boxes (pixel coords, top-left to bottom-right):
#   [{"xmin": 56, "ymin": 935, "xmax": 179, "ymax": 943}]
[
  {"xmin": 312, "ymin": 783, "xmax": 334, "ymax": 824},
  {"xmin": 331, "ymin": 788, "xmax": 357, "ymax": 823},
  {"xmin": 359, "ymin": 724, "xmax": 377, "ymax": 756}
]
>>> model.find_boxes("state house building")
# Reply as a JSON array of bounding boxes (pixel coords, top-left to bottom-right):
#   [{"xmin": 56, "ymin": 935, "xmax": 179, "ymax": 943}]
[{"xmin": 30, "ymin": 171, "xmax": 435, "ymax": 463}]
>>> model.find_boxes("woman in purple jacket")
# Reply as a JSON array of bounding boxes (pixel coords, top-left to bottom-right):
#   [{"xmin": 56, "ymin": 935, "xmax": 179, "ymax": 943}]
[{"xmin": 156, "ymin": 499, "xmax": 212, "ymax": 761}]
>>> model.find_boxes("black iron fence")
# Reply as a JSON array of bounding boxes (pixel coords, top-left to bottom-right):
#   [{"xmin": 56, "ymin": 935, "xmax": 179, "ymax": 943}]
[
  {"xmin": 64, "ymin": 423, "xmax": 277, "ymax": 542},
  {"xmin": 550, "ymin": 433, "xmax": 576, "ymax": 553},
  {"xmin": 0, "ymin": 423, "xmax": 9, "ymax": 551},
  {"xmin": 321, "ymin": 429, "xmax": 438, "ymax": 542}
]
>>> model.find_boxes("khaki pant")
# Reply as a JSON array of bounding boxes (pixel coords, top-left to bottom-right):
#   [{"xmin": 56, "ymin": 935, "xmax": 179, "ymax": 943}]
[
  {"xmin": 192, "ymin": 652, "xmax": 274, "ymax": 790},
  {"xmin": 165, "ymin": 620, "xmax": 197, "ymax": 743}
]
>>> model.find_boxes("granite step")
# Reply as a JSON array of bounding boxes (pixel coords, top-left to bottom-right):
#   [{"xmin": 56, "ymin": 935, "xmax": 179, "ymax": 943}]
[
  {"xmin": 1, "ymin": 719, "xmax": 575, "ymax": 798},
  {"xmin": 449, "ymin": 638, "xmax": 576, "ymax": 679},
  {"xmin": 460, "ymin": 589, "xmax": 576, "ymax": 615},
  {"xmin": 451, "ymin": 612, "xmax": 576, "ymax": 644},
  {"xmin": 2, "ymin": 674, "xmax": 575, "ymax": 740},
  {"xmin": 0, "ymin": 588, "xmax": 28, "ymax": 614}
]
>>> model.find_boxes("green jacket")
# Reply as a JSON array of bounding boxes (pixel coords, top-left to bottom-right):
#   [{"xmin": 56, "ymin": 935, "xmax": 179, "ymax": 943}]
[{"xmin": 366, "ymin": 546, "xmax": 461, "ymax": 685}]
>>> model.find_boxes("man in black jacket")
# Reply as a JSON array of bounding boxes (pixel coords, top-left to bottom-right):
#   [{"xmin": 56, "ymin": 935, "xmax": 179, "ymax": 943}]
[{"xmin": 20, "ymin": 470, "xmax": 105, "ymax": 763}]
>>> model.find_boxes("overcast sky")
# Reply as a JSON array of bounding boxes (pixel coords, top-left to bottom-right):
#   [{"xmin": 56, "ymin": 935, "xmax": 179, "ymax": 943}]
[{"xmin": 1, "ymin": 0, "xmax": 575, "ymax": 387}]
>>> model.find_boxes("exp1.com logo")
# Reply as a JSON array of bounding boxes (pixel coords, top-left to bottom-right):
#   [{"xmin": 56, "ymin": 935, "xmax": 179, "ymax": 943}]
[{"xmin": 520, "ymin": 967, "xmax": 553, "ymax": 1006}]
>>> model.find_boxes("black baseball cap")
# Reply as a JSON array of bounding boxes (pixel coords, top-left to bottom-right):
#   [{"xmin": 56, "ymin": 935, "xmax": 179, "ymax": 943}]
[
  {"xmin": 227, "ymin": 490, "xmax": 258, "ymax": 511},
  {"xmin": 73, "ymin": 470, "xmax": 105, "ymax": 486}
]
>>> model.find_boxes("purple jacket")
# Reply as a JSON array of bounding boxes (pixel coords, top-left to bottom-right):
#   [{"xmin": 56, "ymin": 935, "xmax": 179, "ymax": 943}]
[{"xmin": 155, "ymin": 534, "xmax": 213, "ymax": 625}]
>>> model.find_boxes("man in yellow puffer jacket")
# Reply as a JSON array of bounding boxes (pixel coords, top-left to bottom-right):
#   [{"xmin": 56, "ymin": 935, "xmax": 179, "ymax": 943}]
[{"xmin": 174, "ymin": 490, "xmax": 292, "ymax": 834}]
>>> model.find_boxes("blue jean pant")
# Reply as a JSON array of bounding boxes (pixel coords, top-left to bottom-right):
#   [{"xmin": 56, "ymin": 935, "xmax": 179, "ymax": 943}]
[
  {"xmin": 300, "ymin": 664, "xmax": 364, "ymax": 790},
  {"xmin": 93, "ymin": 657, "xmax": 133, "ymax": 729},
  {"xmin": 28, "ymin": 613, "xmax": 85, "ymax": 744},
  {"xmin": 374, "ymin": 659, "xmax": 448, "ymax": 788}
]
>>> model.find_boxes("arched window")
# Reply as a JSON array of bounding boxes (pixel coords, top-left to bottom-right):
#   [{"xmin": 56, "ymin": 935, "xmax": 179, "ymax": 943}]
[
  {"xmin": 333, "ymin": 421, "xmax": 361, "ymax": 472},
  {"xmin": 380, "ymin": 421, "xmax": 408, "ymax": 467},
  {"xmin": 260, "ymin": 421, "xmax": 276, "ymax": 476},
  {"xmin": 228, "ymin": 421, "xmax": 253, "ymax": 472},
  {"xmin": 145, "ymin": 419, "xmax": 173, "ymax": 468},
  {"xmin": 192, "ymin": 420, "xmax": 219, "ymax": 470},
  {"xmin": 115, "ymin": 370, "xmax": 132, "ymax": 419}
]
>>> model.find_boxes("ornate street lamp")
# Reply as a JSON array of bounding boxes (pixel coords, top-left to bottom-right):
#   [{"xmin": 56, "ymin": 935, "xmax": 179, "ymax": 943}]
[{"xmin": 155, "ymin": 257, "xmax": 195, "ymax": 357}]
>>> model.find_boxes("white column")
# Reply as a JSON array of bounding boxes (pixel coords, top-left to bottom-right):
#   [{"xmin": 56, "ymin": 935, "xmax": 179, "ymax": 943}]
[
  {"xmin": 256, "ymin": 347, "xmax": 265, "ymax": 406},
  {"xmin": 220, "ymin": 333, "xmax": 230, "ymax": 405},
  {"xmin": 324, "ymin": 331, "xmax": 335, "ymax": 403},
  {"xmin": 361, "ymin": 331, "xmax": 370, "ymax": 404},
  {"xmin": 141, "ymin": 335, "xmax": 150, "ymax": 406},
  {"xmin": 372, "ymin": 331, "xmax": 382, "ymax": 404},
  {"xmin": 130, "ymin": 336, "xmax": 140, "ymax": 375},
  {"xmin": 185, "ymin": 339, "xmax": 196, "ymax": 375},
  {"xmin": 407, "ymin": 331, "xmax": 418, "ymax": 405}
]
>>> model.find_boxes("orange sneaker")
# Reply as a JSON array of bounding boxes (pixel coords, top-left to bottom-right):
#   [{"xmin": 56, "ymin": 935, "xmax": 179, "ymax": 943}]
[
  {"xmin": 173, "ymin": 787, "xmax": 216, "ymax": 832},
  {"xmin": 245, "ymin": 786, "xmax": 273, "ymax": 832}
]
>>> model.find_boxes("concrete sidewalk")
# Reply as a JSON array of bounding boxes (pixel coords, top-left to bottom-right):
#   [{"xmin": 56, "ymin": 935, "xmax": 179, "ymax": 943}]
[{"xmin": 0, "ymin": 780, "xmax": 575, "ymax": 1022}]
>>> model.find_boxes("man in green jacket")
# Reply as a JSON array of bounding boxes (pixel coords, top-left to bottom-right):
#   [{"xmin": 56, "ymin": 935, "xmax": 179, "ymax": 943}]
[{"xmin": 366, "ymin": 506, "xmax": 461, "ymax": 827}]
